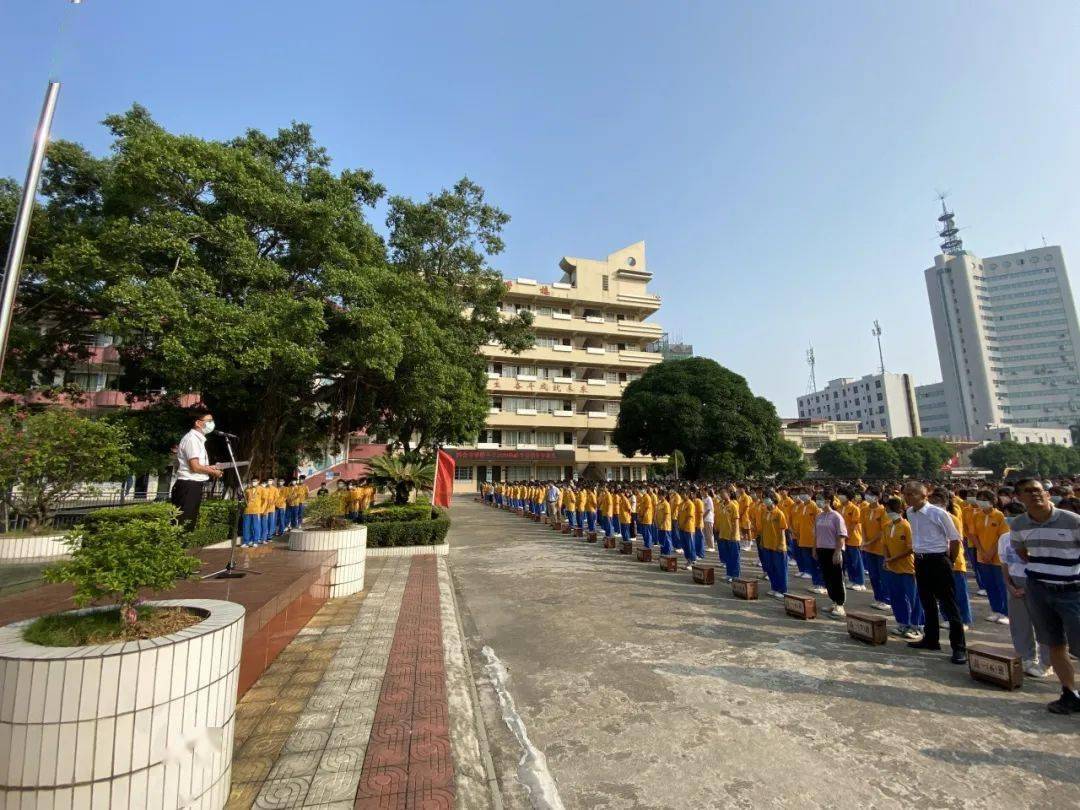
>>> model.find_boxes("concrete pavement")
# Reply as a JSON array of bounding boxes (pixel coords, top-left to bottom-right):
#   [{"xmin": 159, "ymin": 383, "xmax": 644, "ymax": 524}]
[{"xmin": 447, "ymin": 500, "xmax": 1080, "ymax": 810}]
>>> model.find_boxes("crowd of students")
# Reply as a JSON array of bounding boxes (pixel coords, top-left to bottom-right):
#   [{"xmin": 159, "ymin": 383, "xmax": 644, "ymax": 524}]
[
  {"xmin": 241, "ymin": 476, "xmax": 310, "ymax": 545},
  {"xmin": 480, "ymin": 476, "xmax": 1080, "ymax": 716}
]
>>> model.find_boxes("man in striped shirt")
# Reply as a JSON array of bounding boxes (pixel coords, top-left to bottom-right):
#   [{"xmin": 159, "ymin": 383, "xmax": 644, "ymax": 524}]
[{"xmin": 1011, "ymin": 477, "xmax": 1080, "ymax": 715}]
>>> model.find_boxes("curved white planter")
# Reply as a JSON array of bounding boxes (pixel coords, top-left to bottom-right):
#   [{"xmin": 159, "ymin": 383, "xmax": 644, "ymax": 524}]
[
  {"xmin": 0, "ymin": 598, "xmax": 244, "ymax": 810},
  {"xmin": 0, "ymin": 534, "xmax": 71, "ymax": 563},
  {"xmin": 289, "ymin": 525, "xmax": 366, "ymax": 598}
]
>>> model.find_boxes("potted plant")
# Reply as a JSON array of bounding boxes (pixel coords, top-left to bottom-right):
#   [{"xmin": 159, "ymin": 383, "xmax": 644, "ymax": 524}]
[
  {"xmin": 367, "ymin": 451, "xmax": 435, "ymax": 505},
  {"xmin": 0, "ymin": 408, "xmax": 132, "ymax": 562},
  {"xmin": 287, "ymin": 491, "xmax": 367, "ymax": 597},
  {"xmin": 0, "ymin": 504, "xmax": 245, "ymax": 810}
]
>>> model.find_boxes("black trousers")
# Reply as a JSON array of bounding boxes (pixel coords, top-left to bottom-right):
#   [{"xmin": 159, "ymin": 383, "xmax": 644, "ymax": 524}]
[
  {"xmin": 816, "ymin": 548, "xmax": 846, "ymax": 606},
  {"xmin": 915, "ymin": 553, "xmax": 966, "ymax": 651},
  {"xmin": 170, "ymin": 479, "xmax": 205, "ymax": 532}
]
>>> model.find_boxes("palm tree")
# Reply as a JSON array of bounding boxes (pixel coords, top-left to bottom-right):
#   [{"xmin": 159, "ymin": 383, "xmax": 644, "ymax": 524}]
[{"xmin": 367, "ymin": 452, "xmax": 436, "ymax": 505}]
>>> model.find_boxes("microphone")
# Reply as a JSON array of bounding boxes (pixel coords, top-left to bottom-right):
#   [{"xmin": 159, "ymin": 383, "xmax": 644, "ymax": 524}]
[{"xmin": 215, "ymin": 430, "xmax": 240, "ymax": 439}]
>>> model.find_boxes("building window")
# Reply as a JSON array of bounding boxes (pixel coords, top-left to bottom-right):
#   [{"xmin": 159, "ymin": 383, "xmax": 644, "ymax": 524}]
[
  {"xmin": 875, "ymin": 380, "xmax": 881, "ymax": 388},
  {"xmin": 876, "ymin": 393, "xmax": 883, "ymax": 402},
  {"xmin": 602, "ymin": 275, "xmax": 609, "ymax": 291},
  {"xmin": 454, "ymin": 466, "xmax": 474, "ymax": 481}
]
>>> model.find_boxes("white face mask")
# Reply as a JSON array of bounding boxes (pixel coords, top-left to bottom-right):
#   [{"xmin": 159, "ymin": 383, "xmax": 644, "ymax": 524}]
[
  {"xmin": 866, "ymin": 496, "xmax": 878, "ymax": 504},
  {"xmin": 798, "ymin": 494, "xmax": 809, "ymax": 502},
  {"xmin": 886, "ymin": 511, "xmax": 900, "ymax": 521},
  {"xmin": 965, "ymin": 497, "xmax": 977, "ymax": 505},
  {"xmin": 838, "ymin": 495, "xmax": 848, "ymax": 504},
  {"xmin": 764, "ymin": 498, "xmax": 774, "ymax": 507},
  {"xmin": 976, "ymin": 500, "xmax": 990, "ymax": 509},
  {"xmin": 815, "ymin": 499, "xmax": 826, "ymax": 509},
  {"xmin": 201, "ymin": 420, "xmax": 215, "ymax": 435}
]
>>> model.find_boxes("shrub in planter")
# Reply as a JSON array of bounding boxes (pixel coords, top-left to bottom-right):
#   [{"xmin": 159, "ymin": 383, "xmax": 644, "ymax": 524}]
[
  {"xmin": 361, "ymin": 503, "xmax": 432, "ymax": 523},
  {"xmin": 185, "ymin": 498, "xmax": 242, "ymax": 548},
  {"xmin": 304, "ymin": 491, "xmax": 349, "ymax": 529},
  {"xmin": 365, "ymin": 509, "xmax": 450, "ymax": 548},
  {"xmin": 42, "ymin": 503, "xmax": 201, "ymax": 630}
]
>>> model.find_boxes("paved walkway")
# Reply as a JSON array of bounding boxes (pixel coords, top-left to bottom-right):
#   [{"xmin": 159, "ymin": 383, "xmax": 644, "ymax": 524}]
[
  {"xmin": 450, "ymin": 500, "xmax": 1079, "ymax": 810},
  {"xmin": 227, "ymin": 554, "xmax": 489, "ymax": 810}
]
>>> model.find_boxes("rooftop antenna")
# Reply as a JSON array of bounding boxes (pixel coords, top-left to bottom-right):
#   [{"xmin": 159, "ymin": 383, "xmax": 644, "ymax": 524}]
[
  {"xmin": 1043, "ymin": 234, "xmax": 1048, "ymax": 247},
  {"xmin": 872, "ymin": 320, "xmax": 885, "ymax": 374},
  {"xmin": 936, "ymin": 191, "xmax": 964, "ymax": 256},
  {"xmin": 806, "ymin": 344, "xmax": 817, "ymax": 395}
]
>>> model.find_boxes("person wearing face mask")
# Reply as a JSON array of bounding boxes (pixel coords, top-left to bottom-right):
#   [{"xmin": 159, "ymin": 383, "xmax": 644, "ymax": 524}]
[
  {"xmin": 242, "ymin": 477, "xmax": 265, "ymax": 547},
  {"xmin": 715, "ymin": 488, "xmax": 741, "ymax": 580},
  {"xmin": 882, "ymin": 496, "xmax": 923, "ymax": 638},
  {"xmin": 861, "ymin": 489, "xmax": 890, "ymax": 610},
  {"xmin": 838, "ymin": 488, "xmax": 866, "ymax": 591},
  {"xmin": 958, "ymin": 488, "xmax": 987, "ymax": 597},
  {"xmin": 760, "ymin": 491, "xmax": 790, "ymax": 599},
  {"xmin": 171, "ymin": 411, "xmax": 224, "ymax": 532},
  {"xmin": 797, "ymin": 491, "xmax": 827, "ymax": 595},
  {"xmin": 736, "ymin": 485, "xmax": 753, "ymax": 551},
  {"xmin": 789, "ymin": 489, "xmax": 810, "ymax": 579},
  {"xmin": 813, "ymin": 489, "xmax": 848, "ymax": 616},
  {"xmin": 655, "ymin": 489, "xmax": 674, "ymax": 555},
  {"xmin": 973, "ymin": 489, "xmax": 1010, "ymax": 623},
  {"xmin": 677, "ymin": 491, "xmax": 698, "ymax": 568},
  {"xmin": 999, "ymin": 501, "xmax": 1051, "ymax": 678}
]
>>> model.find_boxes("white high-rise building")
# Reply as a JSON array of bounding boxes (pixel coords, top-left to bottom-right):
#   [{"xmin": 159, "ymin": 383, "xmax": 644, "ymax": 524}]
[
  {"xmin": 795, "ymin": 372, "xmax": 920, "ymax": 438},
  {"xmin": 923, "ymin": 203, "xmax": 1080, "ymax": 440}
]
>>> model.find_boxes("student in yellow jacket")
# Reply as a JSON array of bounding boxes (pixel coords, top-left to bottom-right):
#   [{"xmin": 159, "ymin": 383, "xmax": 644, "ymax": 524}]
[
  {"xmin": 676, "ymin": 494, "xmax": 698, "ymax": 567},
  {"xmin": 242, "ymin": 476, "xmax": 265, "ymax": 546},
  {"xmin": 860, "ymin": 489, "xmax": 890, "ymax": 610},
  {"xmin": 973, "ymin": 489, "xmax": 1010, "ymax": 622},
  {"xmin": 273, "ymin": 478, "xmax": 289, "ymax": 536},
  {"xmin": 794, "ymin": 491, "xmax": 826, "ymax": 593},
  {"xmin": 838, "ymin": 488, "xmax": 867, "ymax": 591},
  {"xmin": 881, "ymin": 496, "xmax": 923, "ymax": 638},
  {"xmin": 716, "ymin": 489, "xmax": 742, "ymax": 580},
  {"xmin": 638, "ymin": 489, "xmax": 655, "ymax": 548},
  {"xmin": 618, "ymin": 491, "xmax": 633, "ymax": 541},
  {"xmin": 759, "ymin": 492, "xmax": 790, "ymax": 599},
  {"xmin": 655, "ymin": 493, "xmax": 674, "ymax": 555},
  {"xmin": 929, "ymin": 488, "xmax": 972, "ymax": 628}
]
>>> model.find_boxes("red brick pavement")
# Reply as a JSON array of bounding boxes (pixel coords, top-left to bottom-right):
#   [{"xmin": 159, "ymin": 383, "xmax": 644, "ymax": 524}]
[{"xmin": 354, "ymin": 555, "xmax": 455, "ymax": 810}]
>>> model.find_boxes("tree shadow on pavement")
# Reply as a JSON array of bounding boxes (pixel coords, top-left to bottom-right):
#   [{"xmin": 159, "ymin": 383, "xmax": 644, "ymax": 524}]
[{"xmin": 920, "ymin": 747, "xmax": 1080, "ymax": 785}]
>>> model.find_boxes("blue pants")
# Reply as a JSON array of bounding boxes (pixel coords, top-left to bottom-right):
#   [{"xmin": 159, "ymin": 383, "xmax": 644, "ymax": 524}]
[
  {"xmin": 966, "ymin": 546, "xmax": 984, "ymax": 589},
  {"xmin": 611, "ymin": 516, "xmax": 621, "ymax": 537},
  {"xmin": 790, "ymin": 538, "xmax": 805, "ymax": 572},
  {"xmin": 719, "ymin": 538, "xmax": 741, "ymax": 578},
  {"xmin": 950, "ymin": 570, "xmax": 973, "ymax": 625},
  {"xmin": 261, "ymin": 514, "xmax": 272, "ymax": 542},
  {"xmin": 641, "ymin": 524, "xmax": 654, "ymax": 548},
  {"xmin": 575, "ymin": 511, "xmax": 585, "ymax": 529},
  {"xmin": 275, "ymin": 508, "xmax": 286, "ymax": 535},
  {"xmin": 844, "ymin": 546, "xmax": 866, "ymax": 585},
  {"xmin": 862, "ymin": 551, "xmax": 889, "ymax": 604},
  {"xmin": 658, "ymin": 529, "xmax": 674, "ymax": 555},
  {"xmin": 977, "ymin": 562, "xmax": 1009, "ymax": 616},
  {"xmin": 564, "ymin": 509, "xmax": 574, "ymax": 527},
  {"xmin": 693, "ymin": 529, "xmax": 705, "ymax": 559},
  {"xmin": 885, "ymin": 569, "xmax": 924, "ymax": 627},
  {"xmin": 599, "ymin": 515, "xmax": 611, "ymax": 537},
  {"xmin": 800, "ymin": 547, "xmax": 824, "ymax": 586},
  {"xmin": 586, "ymin": 512, "xmax": 597, "ymax": 532},
  {"xmin": 678, "ymin": 529, "xmax": 696, "ymax": 563},
  {"xmin": 242, "ymin": 513, "xmax": 259, "ymax": 545},
  {"xmin": 286, "ymin": 505, "xmax": 299, "ymax": 529},
  {"xmin": 755, "ymin": 540, "xmax": 767, "ymax": 573},
  {"xmin": 764, "ymin": 547, "xmax": 788, "ymax": 593},
  {"xmin": 621, "ymin": 522, "xmax": 631, "ymax": 541}
]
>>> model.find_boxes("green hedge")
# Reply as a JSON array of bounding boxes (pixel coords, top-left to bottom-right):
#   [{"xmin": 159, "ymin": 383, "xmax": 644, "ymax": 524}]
[
  {"xmin": 78, "ymin": 499, "xmax": 239, "ymax": 549},
  {"xmin": 186, "ymin": 500, "xmax": 241, "ymax": 548},
  {"xmin": 360, "ymin": 504, "xmax": 433, "ymax": 523},
  {"xmin": 364, "ymin": 508, "xmax": 450, "ymax": 548}
]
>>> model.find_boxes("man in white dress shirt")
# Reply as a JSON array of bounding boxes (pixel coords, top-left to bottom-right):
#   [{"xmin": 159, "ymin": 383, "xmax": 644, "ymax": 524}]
[
  {"xmin": 903, "ymin": 481, "xmax": 967, "ymax": 664},
  {"xmin": 171, "ymin": 412, "xmax": 223, "ymax": 531}
]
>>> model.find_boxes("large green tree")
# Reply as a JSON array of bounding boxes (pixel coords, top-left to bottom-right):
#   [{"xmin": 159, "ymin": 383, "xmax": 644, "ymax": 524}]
[
  {"xmin": 891, "ymin": 437, "xmax": 953, "ymax": 478},
  {"xmin": 0, "ymin": 109, "xmax": 532, "ymax": 473},
  {"xmin": 813, "ymin": 441, "xmax": 867, "ymax": 478},
  {"xmin": 860, "ymin": 440, "xmax": 901, "ymax": 478},
  {"xmin": 613, "ymin": 357, "xmax": 783, "ymax": 480}
]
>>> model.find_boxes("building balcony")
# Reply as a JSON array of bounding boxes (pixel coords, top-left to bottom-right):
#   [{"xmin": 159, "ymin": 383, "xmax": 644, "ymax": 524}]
[
  {"xmin": 574, "ymin": 447, "xmax": 663, "ymax": 464},
  {"xmin": 480, "ymin": 342, "xmax": 662, "ymax": 369},
  {"xmin": 521, "ymin": 313, "xmax": 664, "ymax": 341},
  {"xmin": 485, "ymin": 410, "xmax": 587, "ymax": 428},
  {"xmin": 501, "ymin": 279, "xmax": 660, "ymax": 312}
]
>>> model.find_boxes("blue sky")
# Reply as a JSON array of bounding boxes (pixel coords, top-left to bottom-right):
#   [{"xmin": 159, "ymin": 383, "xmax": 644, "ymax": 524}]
[{"xmin": 3, "ymin": 1, "xmax": 1080, "ymax": 414}]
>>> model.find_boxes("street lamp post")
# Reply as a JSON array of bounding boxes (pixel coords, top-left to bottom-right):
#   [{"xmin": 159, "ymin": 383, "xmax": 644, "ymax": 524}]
[{"xmin": 0, "ymin": 81, "xmax": 62, "ymax": 380}]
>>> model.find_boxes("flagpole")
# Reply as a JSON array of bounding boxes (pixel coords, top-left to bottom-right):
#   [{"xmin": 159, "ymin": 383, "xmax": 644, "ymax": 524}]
[{"xmin": 430, "ymin": 444, "xmax": 439, "ymax": 506}]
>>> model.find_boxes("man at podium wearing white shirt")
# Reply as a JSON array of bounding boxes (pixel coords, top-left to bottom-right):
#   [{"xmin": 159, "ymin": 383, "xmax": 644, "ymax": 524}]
[{"xmin": 171, "ymin": 411, "xmax": 223, "ymax": 531}]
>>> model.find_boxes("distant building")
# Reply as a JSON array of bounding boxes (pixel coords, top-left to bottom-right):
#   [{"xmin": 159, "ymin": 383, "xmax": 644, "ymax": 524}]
[
  {"xmin": 923, "ymin": 202, "xmax": 1080, "ymax": 438},
  {"xmin": 780, "ymin": 418, "xmax": 888, "ymax": 470},
  {"xmin": 983, "ymin": 424, "xmax": 1072, "ymax": 447},
  {"xmin": 647, "ymin": 334, "xmax": 694, "ymax": 362},
  {"xmin": 915, "ymin": 382, "xmax": 951, "ymax": 437},
  {"xmin": 795, "ymin": 372, "xmax": 920, "ymax": 438}
]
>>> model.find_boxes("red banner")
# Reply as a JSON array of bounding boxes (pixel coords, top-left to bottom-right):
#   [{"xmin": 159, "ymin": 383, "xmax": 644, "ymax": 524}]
[{"xmin": 433, "ymin": 449, "xmax": 456, "ymax": 508}]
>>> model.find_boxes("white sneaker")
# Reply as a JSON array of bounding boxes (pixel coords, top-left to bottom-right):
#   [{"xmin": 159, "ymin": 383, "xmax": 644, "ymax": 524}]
[
  {"xmin": 831, "ymin": 605, "xmax": 846, "ymax": 617},
  {"xmin": 724, "ymin": 576, "xmax": 733, "ymax": 583},
  {"xmin": 977, "ymin": 589, "xmax": 988, "ymax": 597},
  {"xmin": 772, "ymin": 591, "xmax": 786, "ymax": 601},
  {"xmin": 890, "ymin": 626, "xmax": 905, "ymax": 636},
  {"xmin": 798, "ymin": 572, "xmax": 812, "ymax": 579},
  {"xmin": 871, "ymin": 601, "xmax": 891, "ymax": 611},
  {"xmin": 986, "ymin": 613, "xmax": 1002, "ymax": 623},
  {"xmin": 811, "ymin": 586, "xmax": 827, "ymax": 595},
  {"xmin": 767, "ymin": 590, "xmax": 777, "ymax": 597},
  {"xmin": 849, "ymin": 584, "xmax": 867, "ymax": 592},
  {"xmin": 1024, "ymin": 662, "xmax": 1050, "ymax": 678},
  {"xmin": 996, "ymin": 615, "xmax": 1010, "ymax": 625}
]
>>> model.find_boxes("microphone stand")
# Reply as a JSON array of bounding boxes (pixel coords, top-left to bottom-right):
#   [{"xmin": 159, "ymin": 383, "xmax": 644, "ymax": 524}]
[{"xmin": 202, "ymin": 431, "xmax": 261, "ymax": 580}]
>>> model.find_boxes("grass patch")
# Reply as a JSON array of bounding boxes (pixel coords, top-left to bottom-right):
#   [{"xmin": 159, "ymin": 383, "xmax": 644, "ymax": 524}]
[{"xmin": 23, "ymin": 605, "xmax": 202, "ymax": 646}]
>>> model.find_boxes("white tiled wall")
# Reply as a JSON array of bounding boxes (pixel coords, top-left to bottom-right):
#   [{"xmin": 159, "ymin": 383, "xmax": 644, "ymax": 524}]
[
  {"xmin": 0, "ymin": 599, "xmax": 244, "ymax": 810},
  {"xmin": 0, "ymin": 535, "xmax": 72, "ymax": 563},
  {"xmin": 288, "ymin": 526, "xmax": 366, "ymax": 598}
]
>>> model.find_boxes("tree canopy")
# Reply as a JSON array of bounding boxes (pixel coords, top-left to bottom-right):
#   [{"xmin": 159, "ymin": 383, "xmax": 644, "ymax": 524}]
[
  {"xmin": 970, "ymin": 440, "xmax": 1080, "ymax": 478},
  {"xmin": 813, "ymin": 436, "xmax": 954, "ymax": 479},
  {"xmin": 613, "ymin": 357, "xmax": 785, "ymax": 480},
  {"xmin": 0, "ymin": 108, "xmax": 532, "ymax": 474}
]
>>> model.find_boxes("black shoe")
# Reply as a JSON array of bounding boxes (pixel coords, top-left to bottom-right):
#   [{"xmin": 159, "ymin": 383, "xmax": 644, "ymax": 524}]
[
  {"xmin": 950, "ymin": 650, "xmax": 968, "ymax": 665},
  {"xmin": 907, "ymin": 640, "xmax": 942, "ymax": 651},
  {"xmin": 1047, "ymin": 688, "xmax": 1080, "ymax": 715}
]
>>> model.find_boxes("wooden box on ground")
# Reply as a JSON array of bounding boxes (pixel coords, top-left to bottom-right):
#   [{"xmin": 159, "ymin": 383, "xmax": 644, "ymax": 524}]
[
  {"xmin": 619, "ymin": 539, "xmax": 634, "ymax": 554},
  {"xmin": 636, "ymin": 546, "xmax": 653, "ymax": 562},
  {"xmin": 968, "ymin": 645, "xmax": 1024, "ymax": 690},
  {"xmin": 658, "ymin": 554, "xmax": 679, "ymax": 572},
  {"xmin": 587, "ymin": 531, "xmax": 598, "ymax": 543},
  {"xmin": 846, "ymin": 611, "xmax": 887, "ymax": 645},
  {"xmin": 692, "ymin": 563, "xmax": 716, "ymax": 585},
  {"xmin": 732, "ymin": 578, "xmax": 758, "ymax": 600},
  {"xmin": 784, "ymin": 593, "xmax": 817, "ymax": 620},
  {"xmin": 604, "ymin": 536, "xmax": 617, "ymax": 549}
]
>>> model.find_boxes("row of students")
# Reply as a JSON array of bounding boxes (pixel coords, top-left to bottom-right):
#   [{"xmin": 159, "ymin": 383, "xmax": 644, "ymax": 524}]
[{"xmin": 241, "ymin": 477, "xmax": 309, "ymax": 546}]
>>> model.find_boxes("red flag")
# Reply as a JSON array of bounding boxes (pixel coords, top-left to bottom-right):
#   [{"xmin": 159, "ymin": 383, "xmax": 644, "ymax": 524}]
[{"xmin": 433, "ymin": 449, "xmax": 455, "ymax": 508}]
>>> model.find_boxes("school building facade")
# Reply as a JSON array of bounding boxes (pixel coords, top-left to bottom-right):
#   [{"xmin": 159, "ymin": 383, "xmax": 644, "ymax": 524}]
[{"xmin": 447, "ymin": 241, "xmax": 668, "ymax": 491}]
